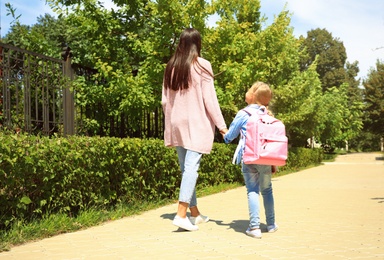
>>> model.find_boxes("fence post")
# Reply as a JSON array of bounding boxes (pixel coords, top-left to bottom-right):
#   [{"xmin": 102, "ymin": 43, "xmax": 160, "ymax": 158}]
[{"xmin": 62, "ymin": 46, "xmax": 75, "ymax": 135}]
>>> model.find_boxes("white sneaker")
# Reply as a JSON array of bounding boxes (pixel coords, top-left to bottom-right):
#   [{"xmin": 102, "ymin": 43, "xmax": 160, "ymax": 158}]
[
  {"xmin": 267, "ymin": 224, "xmax": 278, "ymax": 233},
  {"xmin": 189, "ymin": 214, "xmax": 209, "ymax": 225},
  {"xmin": 172, "ymin": 215, "xmax": 199, "ymax": 231},
  {"xmin": 246, "ymin": 227, "xmax": 262, "ymax": 238}
]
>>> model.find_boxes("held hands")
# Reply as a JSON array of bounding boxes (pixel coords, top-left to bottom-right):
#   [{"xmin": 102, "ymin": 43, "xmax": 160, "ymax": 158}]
[
  {"xmin": 220, "ymin": 128, "xmax": 228, "ymax": 139},
  {"xmin": 219, "ymin": 128, "xmax": 276, "ymax": 173}
]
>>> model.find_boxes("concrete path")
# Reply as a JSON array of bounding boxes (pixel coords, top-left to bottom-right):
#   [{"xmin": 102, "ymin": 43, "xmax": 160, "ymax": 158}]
[{"xmin": 1, "ymin": 152, "xmax": 383, "ymax": 259}]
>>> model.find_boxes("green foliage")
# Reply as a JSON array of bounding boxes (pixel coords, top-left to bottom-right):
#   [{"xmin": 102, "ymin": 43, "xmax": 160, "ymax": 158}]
[
  {"xmin": 299, "ymin": 28, "xmax": 349, "ymax": 92},
  {"xmin": 199, "ymin": 143, "xmax": 243, "ymax": 186},
  {"xmin": 212, "ymin": 0, "xmax": 262, "ymax": 32},
  {"xmin": 5, "ymin": 3, "xmax": 21, "ymax": 22},
  {"xmin": 295, "ymin": 28, "xmax": 364, "ymax": 147},
  {"xmin": 349, "ymin": 131, "xmax": 382, "ymax": 152},
  {"xmin": 3, "ymin": 12, "xmax": 68, "ymax": 59},
  {"xmin": 1, "ymin": 133, "xmax": 322, "ymax": 232},
  {"xmin": 280, "ymin": 147, "xmax": 323, "ymax": 171},
  {"xmin": 273, "ymin": 61, "xmax": 323, "ymax": 146},
  {"xmin": 2, "ymin": 0, "xmax": 371, "ymax": 150},
  {"xmin": 363, "ymin": 60, "xmax": 384, "ymax": 137},
  {"xmin": 205, "ymin": 3, "xmax": 301, "ymax": 124},
  {"xmin": 273, "ymin": 59, "xmax": 363, "ymax": 147},
  {"xmin": 320, "ymin": 83, "xmax": 363, "ymax": 146},
  {"xmin": 0, "ymin": 133, "xmax": 179, "ymax": 229}
]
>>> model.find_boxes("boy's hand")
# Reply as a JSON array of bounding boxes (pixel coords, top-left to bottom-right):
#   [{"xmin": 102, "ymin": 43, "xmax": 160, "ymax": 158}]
[{"xmin": 271, "ymin": 166, "xmax": 277, "ymax": 174}]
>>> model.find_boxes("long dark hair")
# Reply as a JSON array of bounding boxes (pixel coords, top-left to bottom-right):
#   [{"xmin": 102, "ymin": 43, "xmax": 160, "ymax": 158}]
[{"xmin": 164, "ymin": 28, "xmax": 213, "ymax": 91}]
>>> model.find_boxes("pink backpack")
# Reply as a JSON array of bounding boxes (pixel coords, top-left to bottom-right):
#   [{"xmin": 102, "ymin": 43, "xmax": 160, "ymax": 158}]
[{"xmin": 242, "ymin": 107, "xmax": 288, "ymax": 166}]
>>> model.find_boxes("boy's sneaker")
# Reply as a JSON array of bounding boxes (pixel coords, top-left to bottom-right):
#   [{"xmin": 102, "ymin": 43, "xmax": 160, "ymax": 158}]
[
  {"xmin": 189, "ymin": 214, "xmax": 209, "ymax": 225},
  {"xmin": 246, "ymin": 227, "xmax": 262, "ymax": 239},
  {"xmin": 172, "ymin": 215, "xmax": 198, "ymax": 231},
  {"xmin": 267, "ymin": 224, "xmax": 278, "ymax": 233}
]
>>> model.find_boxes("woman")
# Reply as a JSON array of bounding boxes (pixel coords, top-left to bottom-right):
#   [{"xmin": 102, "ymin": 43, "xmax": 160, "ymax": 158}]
[{"xmin": 162, "ymin": 28, "xmax": 228, "ymax": 231}]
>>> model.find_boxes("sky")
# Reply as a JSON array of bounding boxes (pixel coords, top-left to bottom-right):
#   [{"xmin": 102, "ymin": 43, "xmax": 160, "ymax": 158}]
[{"xmin": 1, "ymin": 0, "xmax": 383, "ymax": 81}]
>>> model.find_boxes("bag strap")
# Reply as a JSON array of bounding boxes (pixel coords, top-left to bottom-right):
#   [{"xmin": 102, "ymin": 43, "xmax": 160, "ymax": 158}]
[
  {"xmin": 243, "ymin": 106, "xmax": 267, "ymax": 117},
  {"xmin": 243, "ymin": 109, "xmax": 252, "ymax": 116}
]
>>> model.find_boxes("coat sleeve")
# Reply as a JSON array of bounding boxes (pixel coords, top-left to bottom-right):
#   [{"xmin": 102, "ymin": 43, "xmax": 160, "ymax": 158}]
[{"xmin": 199, "ymin": 59, "xmax": 227, "ymax": 131}]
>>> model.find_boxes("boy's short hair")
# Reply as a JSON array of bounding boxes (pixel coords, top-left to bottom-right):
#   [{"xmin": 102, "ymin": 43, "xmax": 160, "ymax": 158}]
[{"xmin": 247, "ymin": 81, "xmax": 272, "ymax": 106}]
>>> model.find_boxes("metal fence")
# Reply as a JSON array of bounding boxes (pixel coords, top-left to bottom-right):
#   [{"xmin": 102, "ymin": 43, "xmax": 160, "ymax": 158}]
[
  {"xmin": 0, "ymin": 42, "xmax": 163, "ymax": 138},
  {"xmin": 0, "ymin": 42, "xmax": 74, "ymax": 136}
]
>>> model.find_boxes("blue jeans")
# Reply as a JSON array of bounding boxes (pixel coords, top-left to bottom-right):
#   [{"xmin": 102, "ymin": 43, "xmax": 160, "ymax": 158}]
[
  {"xmin": 242, "ymin": 163, "xmax": 275, "ymax": 229},
  {"xmin": 176, "ymin": 147, "xmax": 202, "ymax": 208}
]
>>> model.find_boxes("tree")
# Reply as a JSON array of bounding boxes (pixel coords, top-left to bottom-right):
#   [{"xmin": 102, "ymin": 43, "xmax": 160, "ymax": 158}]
[
  {"xmin": 297, "ymin": 28, "xmax": 364, "ymax": 149},
  {"xmin": 319, "ymin": 83, "xmax": 363, "ymax": 148},
  {"xmin": 299, "ymin": 28, "xmax": 349, "ymax": 92},
  {"xmin": 205, "ymin": 2, "xmax": 301, "ymax": 116},
  {"xmin": 363, "ymin": 60, "xmax": 384, "ymax": 137},
  {"xmin": 45, "ymin": 0, "xmax": 211, "ymax": 135},
  {"xmin": 4, "ymin": 0, "xmax": 363, "ymax": 148},
  {"xmin": 272, "ymin": 61, "xmax": 324, "ymax": 147},
  {"xmin": 3, "ymin": 14, "xmax": 68, "ymax": 59}
]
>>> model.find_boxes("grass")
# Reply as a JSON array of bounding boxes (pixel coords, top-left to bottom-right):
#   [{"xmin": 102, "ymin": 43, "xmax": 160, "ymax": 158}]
[
  {"xmin": 0, "ymin": 199, "xmax": 175, "ymax": 252},
  {"xmin": 0, "ymin": 167, "xmax": 306, "ymax": 252}
]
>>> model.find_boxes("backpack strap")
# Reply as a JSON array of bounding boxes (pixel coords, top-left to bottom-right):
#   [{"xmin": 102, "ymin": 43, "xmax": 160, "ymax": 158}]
[
  {"xmin": 243, "ymin": 109, "xmax": 252, "ymax": 116},
  {"xmin": 232, "ymin": 142, "xmax": 242, "ymax": 164},
  {"xmin": 233, "ymin": 108, "xmax": 260, "ymax": 165},
  {"xmin": 234, "ymin": 106, "xmax": 268, "ymax": 164},
  {"xmin": 243, "ymin": 106, "xmax": 267, "ymax": 117},
  {"xmin": 232, "ymin": 109, "xmax": 252, "ymax": 165}
]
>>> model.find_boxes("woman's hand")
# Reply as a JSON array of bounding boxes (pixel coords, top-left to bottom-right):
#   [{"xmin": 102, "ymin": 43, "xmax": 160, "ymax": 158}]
[{"xmin": 220, "ymin": 128, "xmax": 228, "ymax": 139}]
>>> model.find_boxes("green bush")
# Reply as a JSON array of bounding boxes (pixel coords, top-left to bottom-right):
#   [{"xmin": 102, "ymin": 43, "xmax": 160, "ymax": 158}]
[
  {"xmin": 0, "ymin": 134, "xmax": 179, "ymax": 229},
  {"xmin": 279, "ymin": 147, "xmax": 323, "ymax": 171},
  {"xmin": 199, "ymin": 143, "xmax": 243, "ymax": 186},
  {"xmin": 349, "ymin": 132, "xmax": 382, "ymax": 152},
  {"xmin": 0, "ymin": 133, "xmax": 322, "ymax": 229}
]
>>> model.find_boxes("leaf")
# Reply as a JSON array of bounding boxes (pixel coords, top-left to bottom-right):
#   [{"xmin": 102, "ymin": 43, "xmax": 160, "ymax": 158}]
[{"xmin": 20, "ymin": 196, "xmax": 32, "ymax": 205}]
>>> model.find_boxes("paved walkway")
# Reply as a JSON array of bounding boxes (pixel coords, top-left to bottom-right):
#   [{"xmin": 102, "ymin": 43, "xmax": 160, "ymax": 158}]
[{"xmin": 1, "ymin": 153, "xmax": 383, "ymax": 259}]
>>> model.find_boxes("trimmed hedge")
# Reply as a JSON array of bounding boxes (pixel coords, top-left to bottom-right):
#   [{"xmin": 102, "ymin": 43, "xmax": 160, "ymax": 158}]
[
  {"xmin": 0, "ymin": 133, "xmax": 322, "ymax": 229},
  {"xmin": 281, "ymin": 147, "xmax": 323, "ymax": 171}
]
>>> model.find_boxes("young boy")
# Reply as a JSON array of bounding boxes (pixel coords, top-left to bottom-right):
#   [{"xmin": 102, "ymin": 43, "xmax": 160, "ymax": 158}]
[{"xmin": 223, "ymin": 81, "xmax": 278, "ymax": 239}]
